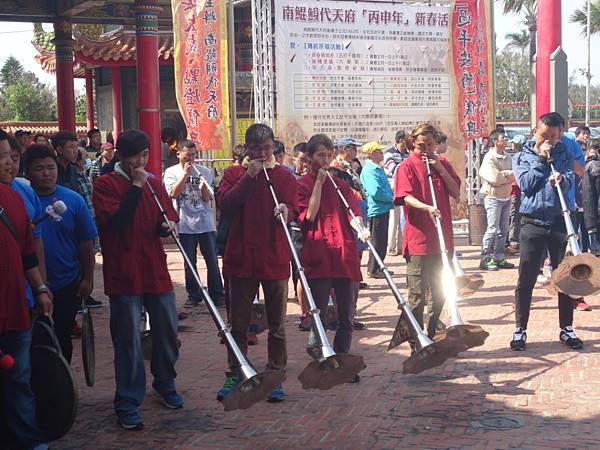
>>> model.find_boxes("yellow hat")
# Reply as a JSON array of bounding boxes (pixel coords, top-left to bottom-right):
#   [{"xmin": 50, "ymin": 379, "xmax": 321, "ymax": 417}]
[{"xmin": 362, "ymin": 141, "xmax": 386, "ymax": 155}]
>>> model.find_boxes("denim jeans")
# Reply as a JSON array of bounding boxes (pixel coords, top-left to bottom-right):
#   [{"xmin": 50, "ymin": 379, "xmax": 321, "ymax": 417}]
[
  {"xmin": 109, "ymin": 292, "xmax": 178, "ymax": 418},
  {"xmin": 387, "ymin": 205, "xmax": 403, "ymax": 254},
  {"xmin": 509, "ymin": 193, "xmax": 521, "ymax": 245},
  {"xmin": 0, "ymin": 329, "xmax": 47, "ymax": 448},
  {"xmin": 481, "ymin": 196, "xmax": 512, "ymax": 261},
  {"xmin": 179, "ymin": 232, "xmax": 225, "ymax": 301}
]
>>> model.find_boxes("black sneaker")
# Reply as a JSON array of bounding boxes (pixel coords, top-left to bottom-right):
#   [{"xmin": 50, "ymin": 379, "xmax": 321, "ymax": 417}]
[
  {"xmin": 495, "ymin": 259, "xmax": 515, "ymax": 269},
  {"xmin": 352, "ymin": 321, "xmax": 366, "ymax": 330},
  {"xmin": 184, "ymin": 298, "xmax": 199, "ymax": 308},
  {"xmin": 510, "ymin": 328, "xmax": 527, "ymax": 351},
  {"xmin": 212, "ymin": 296, "xmax": 225, "ymax": 307},
  {"xmin": 479, "ymin": 258, "xmax": 498, "ymax": 271},
  {"xmin": 359, "ymin": 282, "xmax": 368, "ymax": 289},
  {"xmin": 367, "ymin": 271, "xmax": 386, "ymax": 279},
  {"xmin": 559, "ymin": 326, "xmax": 584, "ymax": 349},
  {"xmin": 85, "ymin": 296, "xmax": 103, "ymax": 308}
]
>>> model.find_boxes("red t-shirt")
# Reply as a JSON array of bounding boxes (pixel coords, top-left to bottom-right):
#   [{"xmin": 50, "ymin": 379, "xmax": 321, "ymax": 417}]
[
  {"xmin": 0, "ymin": 183, "xmax": 35, "ymax": 332},
  {"xmin": 394, "ymin": 152, "xmax": 460, "ymax": 256},
  {"xmin": 217, "ymin": 165, "xmax": 297, "ymax": 280},
  {"xmin": 297, "ymin": 172, "xmax": 362, "ymax": 281},
  {"xmin": 93, "ymin": 173, "xmax": 178, "ymax": 295}
]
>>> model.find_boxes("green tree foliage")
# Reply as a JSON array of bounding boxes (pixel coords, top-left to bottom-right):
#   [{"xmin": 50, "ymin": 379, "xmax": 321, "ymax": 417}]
[
  {"xmin": 570, "ymin": 0, "xmax": 600, "ymax": 36},
  {"xmin": 499, "ymin": 0, "xmax": 537, "ymax": 61},
  {"xmin": 0, "ymin": 56, "xmax": 57, "ymax": 121},
  {"xmin": 0, "ymin": 56, "xmax": 24, "ymax": 88},
  {"xmin": 504, "ymin": 29, "xmax": 529, "ymax": 54},
  {"xmin": 75, "ymin": 94, "xmax": 87, "ymax": 123},
  {"xmin": 569, "ymin": 75, "xmax": 600, "ymax": 120},
  {"xmin": 3, "ymin": 80, "xmax": 56, "ymax": 121},
  {"xmin": 495, "ymin": 48, "xmax": 530, "ymax": 121}
]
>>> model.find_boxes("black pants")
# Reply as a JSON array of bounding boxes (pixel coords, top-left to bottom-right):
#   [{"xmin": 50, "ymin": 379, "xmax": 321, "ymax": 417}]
[
  {"xmin": 307, "ymin": 278, "xmax": 355, "ymax": 353},
  {"xmin": 574, "ymin": 211, "xmax": 590, "ymax": 253},
  {"xmin": 514, "ymin": 220, "xmax": 574, "ymax": 330},
  {"xmin": 367, "ymin": 211, "xmax": 390, "ymax": 274},
  {"xmin": 52, "ymin": 279, "xmax": 81, "ymax": 363}
]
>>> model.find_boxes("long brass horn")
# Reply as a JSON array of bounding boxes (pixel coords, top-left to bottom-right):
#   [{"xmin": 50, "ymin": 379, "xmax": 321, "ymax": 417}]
[
  {"xmin": 325, "ymin": 171, "xmax": 461, "ymax": 374},
  {"xmin": 422, "ymin": 156, "xmax": 489, "ymax": 351},
  {"xmin": 452, "ymin": 253, "xmax": 485, "ymax": 298},
  {"xmin": 548, "ymin": 161, "xmax": 600, "ymax": 296},
  {"xmin": 191, "ymin": 164, "xmax": 215, "ymax": 198},
  {"xmin": 146, "ymin": 180, "xmax": 284, "ymax": 410},
  {"xmin": 263, "ymin": 166, "xmax": 366, "ymax": 389}
]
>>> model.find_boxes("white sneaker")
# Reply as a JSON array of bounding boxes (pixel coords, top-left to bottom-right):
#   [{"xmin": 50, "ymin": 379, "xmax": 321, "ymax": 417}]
[
  {"xmin": 510, "ymin": 327, "xmax": 527, "ymax": 351},
  {"xmin": 536, "ymin": 274, "xmax": 548, "ymax": 284}
]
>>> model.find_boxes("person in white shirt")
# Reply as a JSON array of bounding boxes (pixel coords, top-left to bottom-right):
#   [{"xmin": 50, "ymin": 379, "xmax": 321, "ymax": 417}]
[{"xmin": 164, "ymin": 140, "xmax": 225, "ymax": 307}]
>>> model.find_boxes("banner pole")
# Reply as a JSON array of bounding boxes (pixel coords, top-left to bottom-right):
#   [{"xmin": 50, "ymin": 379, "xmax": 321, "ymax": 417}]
[{"xmin": 228, "ymin": 0, "xmax": 238, "ymax": 148}]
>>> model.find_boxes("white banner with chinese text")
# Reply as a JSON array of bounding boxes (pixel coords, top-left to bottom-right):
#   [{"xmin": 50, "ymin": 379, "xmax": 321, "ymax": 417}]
[{"xmin": 274, "ymin": 0, "xmax": 466, "ymax": 217}]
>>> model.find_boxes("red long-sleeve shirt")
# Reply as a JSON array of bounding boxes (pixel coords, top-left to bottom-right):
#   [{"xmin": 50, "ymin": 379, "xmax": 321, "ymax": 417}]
[
  {"xmin": 297, "ymin": 172, "xmax": 363, "ymax": 281},
  {"xmin": 217, "ymin": 165, "xmax": 297, "ymax": 280},
  {"xmin": 0, "ymin": 183, "xmax": 35, "ymax": 332},
  {"xmin": 93, "ymin": 173, "xmax": 178, "ymax": 295}
]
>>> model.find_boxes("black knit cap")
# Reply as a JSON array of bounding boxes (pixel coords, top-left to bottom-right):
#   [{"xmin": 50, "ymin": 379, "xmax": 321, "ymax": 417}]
[{"xmin": 116, "ymin": 130, "xmax": 150, "ymax": 157}]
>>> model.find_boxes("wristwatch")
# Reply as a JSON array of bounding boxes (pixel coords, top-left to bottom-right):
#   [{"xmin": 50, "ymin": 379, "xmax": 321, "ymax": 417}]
[{"xmin": 34, "ymin": 284, "xmax": 50, "ymax": 296}]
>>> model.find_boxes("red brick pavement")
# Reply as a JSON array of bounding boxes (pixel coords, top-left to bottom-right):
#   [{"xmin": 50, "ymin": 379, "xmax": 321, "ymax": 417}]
[{"xmin": 52, "ymin": 246, "xmax": 600, "ymax": 450}]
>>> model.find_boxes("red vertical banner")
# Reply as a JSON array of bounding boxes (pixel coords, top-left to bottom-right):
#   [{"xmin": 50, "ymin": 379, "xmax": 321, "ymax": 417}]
[
  {"xmin": 451, "ymin": 0, "xmax": 494, "ymax": 140},
  {"xmin": 172, "ymin": 0, "xmax": 231, "ymax": 151}
]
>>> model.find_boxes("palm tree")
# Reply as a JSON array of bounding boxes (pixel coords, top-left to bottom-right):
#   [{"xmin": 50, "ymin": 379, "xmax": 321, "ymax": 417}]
[
  {"xmin": 504, "ymin": 29, "xmax": 530, "ymax": 54},
  {"xmin": 500, "ymin": 0, "xmax": 537, "ymax": 63},
  {"xmin": 570, "ymin": 0, "xmax": 600, "ymax": 35}
]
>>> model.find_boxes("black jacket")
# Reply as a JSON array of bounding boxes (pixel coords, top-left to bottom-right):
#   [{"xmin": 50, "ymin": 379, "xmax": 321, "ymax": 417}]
[{"xmin": 582, "ymin": 152, "xmax": 600, "ymax": 231}]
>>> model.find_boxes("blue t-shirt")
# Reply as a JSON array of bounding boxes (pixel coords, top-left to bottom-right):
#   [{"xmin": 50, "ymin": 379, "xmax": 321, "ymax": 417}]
[
  {"xmin": 37, "ymin": 185, "xmax": 98, "ymax": 291},
  {"xmin": 10, "ymin": 178, "xmax": 44, "ymax": 307},
  {"xmin": 11, "ymin": 178, "xmax": 43, "ymax": 238}
]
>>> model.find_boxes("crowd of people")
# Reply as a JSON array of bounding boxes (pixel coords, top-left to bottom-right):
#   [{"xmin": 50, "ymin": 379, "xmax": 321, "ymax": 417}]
[{"xmin": 1, "ymin": 113, "xmax": 600, "ymax": 448}]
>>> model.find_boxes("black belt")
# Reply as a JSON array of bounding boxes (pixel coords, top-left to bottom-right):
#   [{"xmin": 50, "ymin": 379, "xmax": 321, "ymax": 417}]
[{"xmin": 521, "ymin": 215, "xmax": 562, "ymax": 228}]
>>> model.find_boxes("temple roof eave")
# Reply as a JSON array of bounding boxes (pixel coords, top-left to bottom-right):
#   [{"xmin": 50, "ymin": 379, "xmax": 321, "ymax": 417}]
[{"xmin": 33, "ymin": 26, "xmax": 174, "ymax": 75}]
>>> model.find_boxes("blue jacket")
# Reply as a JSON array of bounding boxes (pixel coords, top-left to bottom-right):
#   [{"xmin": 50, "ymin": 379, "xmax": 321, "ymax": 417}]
[
  {"xmin": 514, "ymin": 140, "xmax": 574, "ymax": 226},
  {"xmin": 360, "ymin": 160, "xmax": 394, "ymax": 217}
]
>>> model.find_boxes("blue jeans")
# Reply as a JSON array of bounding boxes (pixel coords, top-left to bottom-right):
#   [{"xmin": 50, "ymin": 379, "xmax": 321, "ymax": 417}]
[
  {"xmin": 109, "ymin": 292, "xmax": 178, "ymax": 418},
  {"xmin": 179, "ymin": 232, "xmax": 225, "ymax": 301},
  {"xmin": 481, "ymin": 197, "xmax": 511, "ymax": 261},
  {"xmin": 0, "ymin": 329, "xmax": 47, "ymax": 448}
]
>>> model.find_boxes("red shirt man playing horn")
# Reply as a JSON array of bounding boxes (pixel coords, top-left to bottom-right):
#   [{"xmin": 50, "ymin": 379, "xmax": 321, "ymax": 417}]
[
  {"xmin": 297, "ymin": 134, "xmax": 368, "ymax": 381},
  {"xmin": 93, "ymin": 130, "xmax": 181, "ymax": 430},
  {"xmin": 216, "ymin": 124, "xmax": 297, "ymax": 403},
  {"xmin": 393, "ymin": 123, "xmax": 461, "ymax": 348}
]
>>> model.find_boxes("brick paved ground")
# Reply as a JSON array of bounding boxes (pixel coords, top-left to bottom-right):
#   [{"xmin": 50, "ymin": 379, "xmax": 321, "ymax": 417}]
[{"xmin": 52, "ymin": 246, "xmax": 600, "ymax": 450}]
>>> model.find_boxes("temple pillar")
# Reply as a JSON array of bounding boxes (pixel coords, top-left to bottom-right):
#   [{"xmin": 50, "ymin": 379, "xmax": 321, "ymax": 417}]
[
  {"xmin": 134, "ymin": 0, "xmax": 162, "ymax": 176},
  {"xmin": 111, "ymin": 67, "xmax": 123, "ymax": 138},
  {"xmin": 54, "ymin": 18, "xmax": 76, "ymax": 132},
  {"xmin": 84, "ymin": 68, "xmax": 94, "ymax": 130},
  {"xmin": 536, "ymin": 0, "xmax": 561, "ymax": 117}
]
